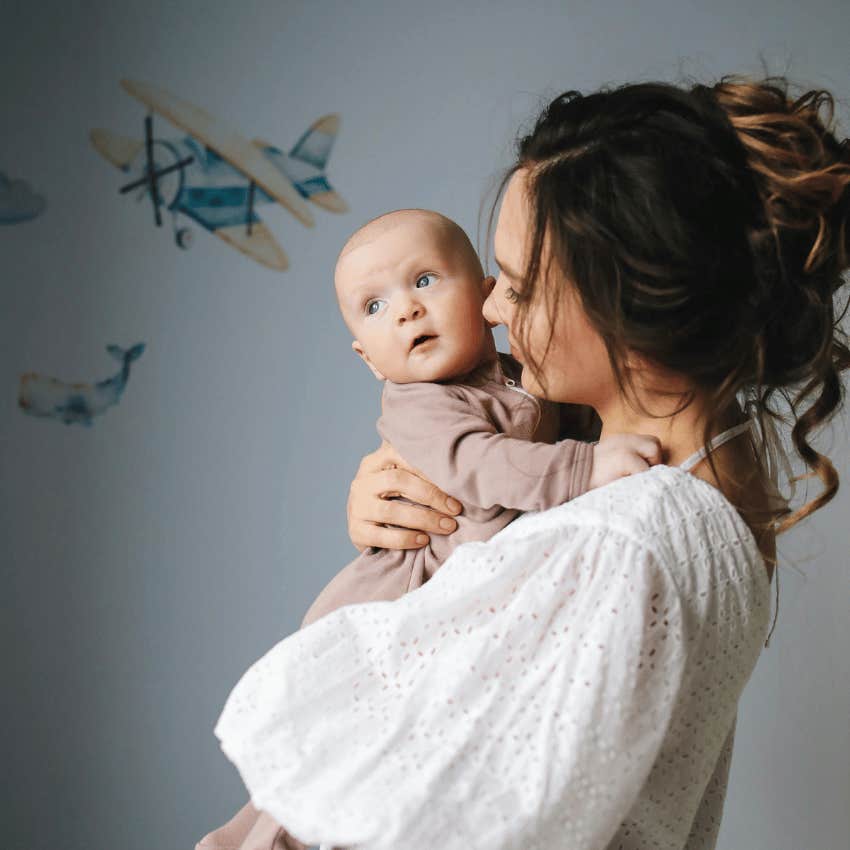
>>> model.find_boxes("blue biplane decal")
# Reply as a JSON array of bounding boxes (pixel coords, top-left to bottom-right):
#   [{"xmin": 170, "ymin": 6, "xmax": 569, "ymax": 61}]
[{"xmin": 91, "ymin": 79, "xmax": 347, "ymax": 270}]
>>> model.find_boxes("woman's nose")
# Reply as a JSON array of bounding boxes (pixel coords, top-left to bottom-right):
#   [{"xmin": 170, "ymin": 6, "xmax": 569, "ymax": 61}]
[{"xmin": 482, "ymin": 290, "xmax": 502, "ymax": 328}]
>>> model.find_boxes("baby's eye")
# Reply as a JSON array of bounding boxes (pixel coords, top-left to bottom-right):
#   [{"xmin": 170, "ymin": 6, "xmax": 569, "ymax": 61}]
[
  {"xmin": 415, "ymin": 273, "xmax": 437, "ymax": 289},
  {"xmin": 365, "ymin": 299, "xmax": 385, "ymax": 316}
]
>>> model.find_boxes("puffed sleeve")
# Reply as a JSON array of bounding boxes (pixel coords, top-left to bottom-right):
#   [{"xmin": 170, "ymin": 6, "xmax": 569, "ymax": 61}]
[
  {"xmin": 377, "ymin": 379, "xmax": 594, "ymax": 511},
  {"xmin": 213, "ymin": 523, "xmax": 690, "ymax": 850}
]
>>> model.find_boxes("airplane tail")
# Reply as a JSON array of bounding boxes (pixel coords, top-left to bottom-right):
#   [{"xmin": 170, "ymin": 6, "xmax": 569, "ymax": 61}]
[
  {"xmin": 107, "ymin": 342, "xmax": 146, "ymax": 363},
  {"xmin": 289, "ymin": 114, "xmax": 339, "ymax": 171},
  {"xmin": 287, "ymin": 114, "xmax": 348, "ymax": 213},
  {"xmin": 253, "ymin": 114, "xmax": 348, "ymax": 213}
]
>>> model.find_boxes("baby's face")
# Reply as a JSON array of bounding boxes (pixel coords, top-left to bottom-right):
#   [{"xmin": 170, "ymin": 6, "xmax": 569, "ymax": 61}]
[{"xmin": 336, "ymin": 215, "xmax": 496, "ymax": 383}]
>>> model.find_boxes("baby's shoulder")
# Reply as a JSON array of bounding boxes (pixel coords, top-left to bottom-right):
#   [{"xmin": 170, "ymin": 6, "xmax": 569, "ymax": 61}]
[
  {"xmin": 380, "ymin": 378, "xmax": 484, "ymax": 423},
  {"xmin": 381, "ymin": 378, "xmax": 469, "ymax": 405}
]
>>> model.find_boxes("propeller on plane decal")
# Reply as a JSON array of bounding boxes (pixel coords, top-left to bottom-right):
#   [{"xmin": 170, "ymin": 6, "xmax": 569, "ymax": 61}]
[{"xmin": 117, "ymin": 114, "xmax": 194, "ymax": 230}]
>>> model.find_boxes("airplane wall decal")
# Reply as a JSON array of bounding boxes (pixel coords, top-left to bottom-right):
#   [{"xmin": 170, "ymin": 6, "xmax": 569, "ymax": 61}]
[{"xmin": 91, "ymin": 79, "xmax": 348, "ymax": 270}]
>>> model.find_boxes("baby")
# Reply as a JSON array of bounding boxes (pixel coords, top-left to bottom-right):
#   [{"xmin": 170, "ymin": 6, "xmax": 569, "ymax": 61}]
[
  {"xmin": 195, "ymin": 208, "xmax": 658, "ymax": 850},
  {"xmin": 298, "ymin": 207, "xmax": 656, "ymax": 628}
]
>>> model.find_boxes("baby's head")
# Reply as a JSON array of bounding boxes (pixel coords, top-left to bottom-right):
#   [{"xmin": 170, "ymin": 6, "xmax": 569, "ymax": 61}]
[{"xmin": 334, "ymin": 209, "xmax": 497, "ymax": 384}]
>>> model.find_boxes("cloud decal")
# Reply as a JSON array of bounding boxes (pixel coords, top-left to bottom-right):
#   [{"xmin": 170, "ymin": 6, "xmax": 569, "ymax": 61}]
[{"xmin": 0, "ymin": 171, "xmax": 47, "ymax": 224}]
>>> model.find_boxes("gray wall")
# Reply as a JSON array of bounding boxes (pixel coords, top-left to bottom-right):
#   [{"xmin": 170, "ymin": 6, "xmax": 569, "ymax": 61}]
[{"xmin": 2, "ymin": 2, "xmax": 848, "ymax": 849}]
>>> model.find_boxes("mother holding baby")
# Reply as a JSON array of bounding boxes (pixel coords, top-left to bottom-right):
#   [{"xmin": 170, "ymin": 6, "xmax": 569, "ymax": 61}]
[{"xmin": 208, "ymin": 73, "xmax": 849, "ymax": 849}]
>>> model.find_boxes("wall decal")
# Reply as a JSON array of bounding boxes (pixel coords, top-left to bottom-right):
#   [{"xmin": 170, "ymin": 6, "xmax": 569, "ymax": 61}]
[
  {"xmin": 0, "ymin": 171, "xmax": 46, "ymax": 224},
  {"xmin": 18, "ymin": 342, "xmax": 146, "ymax": 426},
  {"xmin": 91, "ymin": 79, "xmax": 348, "ymax": 271}
]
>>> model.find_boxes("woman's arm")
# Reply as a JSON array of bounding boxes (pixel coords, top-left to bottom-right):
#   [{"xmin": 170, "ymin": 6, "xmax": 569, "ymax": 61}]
[
  {"xmin": 213, "ymin": 524, "xmax": 692, "ymax": 849},
  {"xmin": 346, "ymin": 441, "xmax": 463, "ymax": 552}
]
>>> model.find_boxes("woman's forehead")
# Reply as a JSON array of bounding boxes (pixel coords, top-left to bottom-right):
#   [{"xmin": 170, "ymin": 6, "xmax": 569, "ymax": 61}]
[{"xmin": 495, "ymin": 171, "xmax": 531, "ymax": 255}]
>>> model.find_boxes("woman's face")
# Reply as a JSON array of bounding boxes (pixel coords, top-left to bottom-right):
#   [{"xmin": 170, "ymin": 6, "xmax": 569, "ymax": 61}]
[{"xmin": 483, "ymin": 168, "xmax": 614, "ymax": 407}]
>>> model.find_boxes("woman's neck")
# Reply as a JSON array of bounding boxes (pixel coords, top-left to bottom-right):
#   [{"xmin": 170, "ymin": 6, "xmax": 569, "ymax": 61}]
[
  {"xmin": 597, "ymin": 394, "xmax": 742, "ymax": 469},
  {"xmin": 598, "ymin": 390, "xmax": 776, "ymax": 577}
]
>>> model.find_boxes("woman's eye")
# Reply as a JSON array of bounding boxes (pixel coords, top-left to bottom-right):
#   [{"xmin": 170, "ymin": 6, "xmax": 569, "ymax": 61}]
[
  {"xmin": 505, "ymin": 286, "xmax": 521, "ymax": 303},
  {"xmin": 365, "ymin": 299, "xmax": 385, "ymax": 316},
  {"xmin": 415, "ymin": 273, "xmax": 437, "ymax": 289}
]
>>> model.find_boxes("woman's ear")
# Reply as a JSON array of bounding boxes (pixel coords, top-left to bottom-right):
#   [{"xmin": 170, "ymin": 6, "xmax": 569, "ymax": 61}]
[{"xmin": 352, "ymin": 340, "xmax": 386, "ymax": 381}]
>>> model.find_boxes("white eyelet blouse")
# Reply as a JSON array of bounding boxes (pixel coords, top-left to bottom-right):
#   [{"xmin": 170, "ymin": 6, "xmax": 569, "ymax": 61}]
[{"xmin": 214, "ymin": 427, "xmax": 772, "ymax": 850}]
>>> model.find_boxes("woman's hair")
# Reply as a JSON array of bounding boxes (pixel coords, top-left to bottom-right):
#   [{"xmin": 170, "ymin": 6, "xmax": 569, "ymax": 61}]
[{"xmin": 483, "ymin": 72, "xmax": 850, "ymax": 573}]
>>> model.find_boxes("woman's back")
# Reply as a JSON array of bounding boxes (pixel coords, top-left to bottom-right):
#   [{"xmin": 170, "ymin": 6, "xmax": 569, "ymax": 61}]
[
  {"xmin": 213, "ymin": 460, "xmax": 771, "ymax": 850},
  {"xmin": 683, "ymin": 418, "xmax": 779, "ymax": 583},
  {"xmin": 585, "ymin": 464, "xmax": 772, "ymax": 848}
]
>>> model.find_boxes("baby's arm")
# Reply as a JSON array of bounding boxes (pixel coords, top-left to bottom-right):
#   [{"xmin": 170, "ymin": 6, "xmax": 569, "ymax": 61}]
[{"xmin": 377, "ymin": 381, "xmax": 594, "ymax": 513}]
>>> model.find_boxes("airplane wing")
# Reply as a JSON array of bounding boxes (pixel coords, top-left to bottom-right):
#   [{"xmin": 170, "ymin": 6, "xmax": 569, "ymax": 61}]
[
  {"xmin": 90, "ymin": 129, "xmax": 144, "ymax": 169},
  {"xmin": 176, "ymin": 196, "xmax": 288, "ymax": 271},
  {"xmin": 120, "ymin": 78, "xmax": 315, "ymax": 228},
  {"xmin": 215, "ymin": 220, "xmax": 289, "ymax": 271}
]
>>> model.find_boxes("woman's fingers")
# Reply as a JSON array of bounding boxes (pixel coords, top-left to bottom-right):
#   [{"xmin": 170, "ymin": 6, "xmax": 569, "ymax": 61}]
[
  {"xmin": 357, "ymin": 441, "xmax": 399, "ymax": 474},
  {"xmin": 376, "ymin": 491, "xmax": 458, "ymax": 532},
  {"xmin": 347, "ymin": 448, "xmax": 463, "ymax": 551},
  {"xmin": 375, "ymin": 466, "xmax": 462, "ymax": 516},
  {"xmin": 350, "ymin": 519, "xmax": 429, "ymax": 552}
]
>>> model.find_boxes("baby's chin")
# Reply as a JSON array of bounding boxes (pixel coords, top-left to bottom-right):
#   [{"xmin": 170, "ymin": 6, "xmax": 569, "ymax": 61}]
[{"xmin": 389, "ymin": 344, "xmax": 489, "ymax": 384}]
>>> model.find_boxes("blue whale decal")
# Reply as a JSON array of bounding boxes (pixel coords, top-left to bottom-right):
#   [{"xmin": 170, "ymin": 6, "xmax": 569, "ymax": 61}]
[{"xmin": 18, "ymin": 342, "xmax": 146, "ymax": 426}]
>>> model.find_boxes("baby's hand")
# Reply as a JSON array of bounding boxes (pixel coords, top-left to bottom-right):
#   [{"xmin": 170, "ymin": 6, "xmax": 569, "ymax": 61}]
[{"xmin": 588, "ymin": 433, "xmax": 663, "ymax": 490}]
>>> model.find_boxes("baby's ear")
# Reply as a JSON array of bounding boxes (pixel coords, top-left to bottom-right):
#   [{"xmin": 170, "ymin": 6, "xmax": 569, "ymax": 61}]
[
  {"xmin": 482, "ymin": 275, "xmax": 496, "ymax": 297},
  {"xmin": 352, "ymin": 340, "xmax": 386, "ymax": 381}
]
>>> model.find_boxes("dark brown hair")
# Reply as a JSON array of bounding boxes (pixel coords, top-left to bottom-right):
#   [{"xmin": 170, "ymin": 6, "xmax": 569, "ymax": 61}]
[{"xmin": 483, "ymin": 73, "xmax": 850, "ymax": 594}]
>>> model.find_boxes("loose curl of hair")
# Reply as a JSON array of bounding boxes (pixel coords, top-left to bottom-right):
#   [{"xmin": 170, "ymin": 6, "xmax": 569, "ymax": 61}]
[{"xmin": 482, "ymin": 73, "xmax": 850, "ymax": 638}]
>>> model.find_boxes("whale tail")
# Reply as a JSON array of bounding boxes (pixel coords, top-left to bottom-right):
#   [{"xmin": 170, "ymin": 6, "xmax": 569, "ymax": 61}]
[{"xmin": 107, "ymin": 342, "xmax": 146, "ymax": 363}]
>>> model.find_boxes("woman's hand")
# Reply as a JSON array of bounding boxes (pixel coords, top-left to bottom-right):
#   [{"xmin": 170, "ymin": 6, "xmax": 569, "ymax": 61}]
[{"xmin": 347, "ymin": 441, "xmax": 463, "ymax": 552}]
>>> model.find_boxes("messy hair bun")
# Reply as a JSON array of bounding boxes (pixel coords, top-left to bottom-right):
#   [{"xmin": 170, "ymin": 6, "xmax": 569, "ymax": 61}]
[
  {"xmin": 702, "ymin": 75, "xmax": 850, "ymax": 531},
  {"xmin": 486, "ymin": 72, "xmax": 850, "ymax": 595}
]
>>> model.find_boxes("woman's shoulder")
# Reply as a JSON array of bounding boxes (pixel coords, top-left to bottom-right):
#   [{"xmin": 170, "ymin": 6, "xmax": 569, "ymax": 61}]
[
  {"xmin": 498, "ymin": 464, "xmax": 772, "ymax": 619},
  {"xmin": 503, "ymin": 463, "xmax": 701, "ymax": 532}
]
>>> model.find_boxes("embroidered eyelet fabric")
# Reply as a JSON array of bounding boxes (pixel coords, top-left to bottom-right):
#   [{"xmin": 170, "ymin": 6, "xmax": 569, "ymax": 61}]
[{"xmin": 214, "ymin": 463, "xmax": 772, "ymax": 850}]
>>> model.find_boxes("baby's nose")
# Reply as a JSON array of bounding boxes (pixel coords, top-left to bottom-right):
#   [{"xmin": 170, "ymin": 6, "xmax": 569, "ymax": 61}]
[{"xmin": 397, "ymin": 301, "xmax": 425, "ymax": 322}]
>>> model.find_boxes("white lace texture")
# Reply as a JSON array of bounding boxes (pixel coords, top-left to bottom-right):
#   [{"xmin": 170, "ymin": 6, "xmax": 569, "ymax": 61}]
[{"xmin": 214, "ymin": 464, "xmax": 771, "ymax": 850}]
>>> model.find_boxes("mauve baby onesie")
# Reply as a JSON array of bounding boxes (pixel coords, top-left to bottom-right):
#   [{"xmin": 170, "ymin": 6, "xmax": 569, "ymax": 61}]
[
  {"xmin": 195, "ymin": 351, "xmax": 597, "ymax": 850},
  {"xmin": 301, "ymin": 353, "xmax": 593, "ymax": 628},
  {"xmin": 299, "ymin": 350, "xmax": 594, "ymax": 627}
]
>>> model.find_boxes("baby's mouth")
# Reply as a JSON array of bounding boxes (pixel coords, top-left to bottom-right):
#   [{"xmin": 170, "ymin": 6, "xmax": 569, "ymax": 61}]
[{"xmin": 410, "ymin": 334, "xmax": 438, "ymax": 351}]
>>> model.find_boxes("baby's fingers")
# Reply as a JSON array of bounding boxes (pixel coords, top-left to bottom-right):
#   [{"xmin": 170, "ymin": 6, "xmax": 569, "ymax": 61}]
[{"xmin": 633, "ymin": 434, "xmax": 663, "ymax": 465}]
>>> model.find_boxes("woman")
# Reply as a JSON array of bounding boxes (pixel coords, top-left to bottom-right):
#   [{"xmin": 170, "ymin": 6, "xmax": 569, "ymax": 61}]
[{"xmin": 204, "ymin": 74, "xmax": 849, "ymax": 850}]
